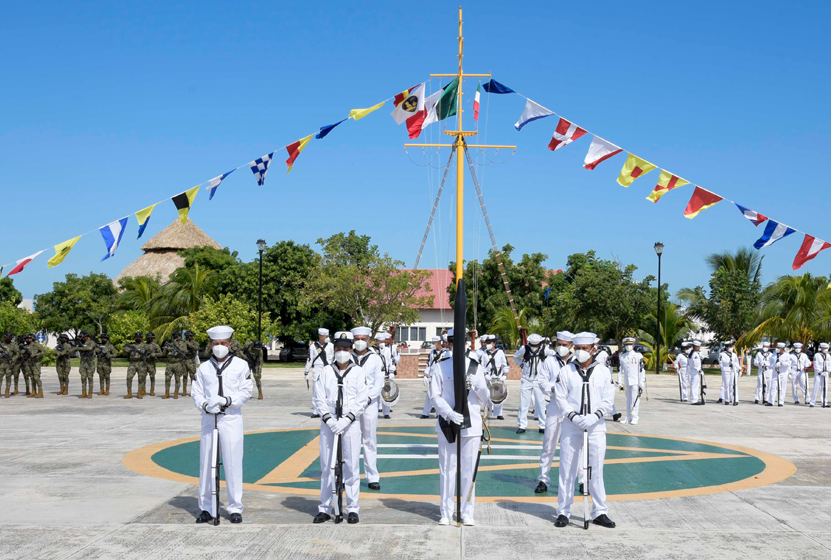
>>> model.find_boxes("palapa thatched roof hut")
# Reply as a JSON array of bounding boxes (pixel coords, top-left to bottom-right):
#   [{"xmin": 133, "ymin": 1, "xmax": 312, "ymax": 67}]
[{"xmin": 115, "ymin": 218, "xmax": 221, "ymax": 284}]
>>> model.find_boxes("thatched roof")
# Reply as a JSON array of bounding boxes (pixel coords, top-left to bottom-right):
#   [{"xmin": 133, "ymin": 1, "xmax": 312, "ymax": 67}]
[{"xmin": 115, "ymin": 218, "xmax": 221, "ymax": 284}]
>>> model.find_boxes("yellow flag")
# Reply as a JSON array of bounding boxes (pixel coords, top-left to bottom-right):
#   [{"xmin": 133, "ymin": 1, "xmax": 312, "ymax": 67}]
[
  {"xmin": 349, "ymin": 101, "xmax": 385, "ymax": 121},
  {"xmin": 135, "ymin": 203, "xmax": 158, "ymax": 239},
  {"xmin": 647, "ymin": 170, "xmax": 690, "ymax": 203},
  {"xmin": 617, "ymin": 153, "xmax": 657, "ymax": 187},
  {"xmin": 48, "ymin": 236, "xmax": 82, "ymax": 268},
  {"xmin": 172, "ymin": 186, "xmax": 200, "ymax": 224}
]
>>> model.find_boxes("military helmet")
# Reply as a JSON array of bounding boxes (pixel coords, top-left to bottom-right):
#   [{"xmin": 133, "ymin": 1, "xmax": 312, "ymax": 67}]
[
  {"xmin": 100, "ymin": 333, "xmax": 110, "ymax": 340},
  {"xmin": 172, "ymin": 331, "xmax": 182, "ymax": 339},
  {"xmin": 133, "ymin": 331, "xmax": 144, "ymax": 338},
  {"xmin": 145, "ymin": 332, "xmax": 156, "ymax": 339},
  {"xmin": 3, "ymin": 332, "xmax": 13, "ymax": 339},
  {"xmin": 185, "ymin": 330, "xmax": 195, "ymax": 337}
]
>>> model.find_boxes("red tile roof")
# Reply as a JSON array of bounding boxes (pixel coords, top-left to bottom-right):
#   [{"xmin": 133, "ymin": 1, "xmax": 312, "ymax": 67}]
[{"xmin": 402, "ymin": 269, "xmax": 453, "ymax": 310}]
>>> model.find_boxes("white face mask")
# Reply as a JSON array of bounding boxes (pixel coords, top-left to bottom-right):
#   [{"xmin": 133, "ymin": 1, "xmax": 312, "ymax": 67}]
[
  {"xmin": 557, "ymin": 345, "xmax": 570, "ymax": 357},
  {"xmin": 486, "ymin": 343, "xmax": 494, "ymax": 351},
  {"xmin": 822, "ymin": 349, "xmax": 828, "ymax": 354},
  {"xmin": 378, "ymin": 342, "xmax": 386, "ymax": 349},
  {"xmin": 212, "ymin": 344, "xmax": 230, "ymax": 359},
  {"xmin": 324, "ymin": 337, "xmax": 330, "ymax": 344},
  {"xmin": 335, "ymin": 350, "xmax": 352, "ymax": 364},
  {"xmin": 624, "ymin": 345, "xmax": 633, "ymax": 352},
  {"xmin": 353, "ymin": 340, "xmax": 367, "ymax": 352},
  {"xmin": 574, "ymin": 349, "xmax": 592, "ymax": 364},
  {"xmin": 530, "ymin": 344, "xmax": 540, "ymax": 352}
]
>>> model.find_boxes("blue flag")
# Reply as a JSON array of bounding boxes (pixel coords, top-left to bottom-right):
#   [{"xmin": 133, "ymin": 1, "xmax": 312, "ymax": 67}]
[
  {"xmin": 207, "ymin": 169, "xmax": 236, "ymax": 201},
  {"xmin": 544, "ymin": 287, "xmax": 551, "ymax": 301},
  {"xmin": 316, "ymin": 119, "xmax": 347, "ymax": 139},
  {"xmin": 753, "ymin": 220, "xmax": 796, "ymax": 249},
  {"xmin": 99, "ymin": 217, "xmax": 128, "ymax": 261},
  {"xmin": 482, "ymin": 79, "xmax": 515, "ymax": 94}
]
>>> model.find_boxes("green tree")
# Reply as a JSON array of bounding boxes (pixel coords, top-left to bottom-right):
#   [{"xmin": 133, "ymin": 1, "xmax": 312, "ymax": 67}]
[
  {"xmin": 0, "ymin": 301, "xmax": 39, "ymax": 334},
  {"xmin": 104, "ymin": 311, "xmax": 151, "ymax": 350},
  {"xmin": 188, "ymin": 294, "xmax": 275, "ymax": 346},
  {"xmin": 117, "ymin": 276, "xmax": 161, "ymax": 313},
  {"xmin": 148, "ymin": 264, "xmax": 217, "ymax": 341},
  {"xmin": 180, "ymin": 246, "xmax": 240, "ymax": 271},
  {"xmin": 489, "ymin": 306, "xmax": 539, "ymax": 350},
  {"xmin": 34, "ymin": 273, "xmax": 118, "ymax": 337},
  {"xmin": 0, "ymin": 278, "xmax": 23, "ymax": 306}
]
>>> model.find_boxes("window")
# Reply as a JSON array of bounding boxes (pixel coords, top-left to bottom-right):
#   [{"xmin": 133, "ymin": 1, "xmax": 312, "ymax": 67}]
[
  {"xmin": 410, "ymin": 327, "xmax": 419, "ymax": 340},
  {"xmin": 418, "ymin": 327, "xmax": 426, "ymax": 341},
  {"xmin": 436, "ymin": 327, "xmax": 444, "ymax": 337},
  {"xmin": 396, "ymin": 327, "xmax": 408, "ymax": 341}
]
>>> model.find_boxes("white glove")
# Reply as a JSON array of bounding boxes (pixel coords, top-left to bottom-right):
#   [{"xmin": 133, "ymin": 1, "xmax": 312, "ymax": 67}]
[
  {"xmin": 447, "ymin": 411, "xmax": 464, "ymax": 425},
  {"xmin": 582, "ymin": 414, "xmax": 600, "ymax": 428},
  {"xmin": 304, "ymin": 373, "xmax": 309, "ymax": 381},
  {"xmin": 325, "ymin": 418, "xmax": 337, "ymax": 431},
  {"xmin": 209, "ymin": 395, "xmax": 227, "ymax": 408},
  {"xmin": 206, "ymin": 402, "xmax": 222, "ymax": 414},
  {"xmin": 569, "ymin": 414, "xmax": 585, "ymax": 428},
  {"xmin": 333, "ymin": 418, "xmax": 351, "ymax": 435}
]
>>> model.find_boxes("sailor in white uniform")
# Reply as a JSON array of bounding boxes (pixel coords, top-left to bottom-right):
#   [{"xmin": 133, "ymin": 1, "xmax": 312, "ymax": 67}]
[
  {"xmin": 753, "ymin": 342, "xmax": 774, "ymax": 404},
  {"xmin": 689, "ymin": 341, "xmax": 705, "ymax": 405},
  {"xmin": 482, "ymin": 335, "xmax": 509, "ymax": 420},
  {"xmin": 768, "ymin": 342, "xmax": 794, "ymax": 407},
  {"xmin": 674, "ymin": 342, "xmax": 691, "ymax": 402},
  {"xmin": 352, "ymin": 326, "xmax": 384, "ymax": 490},
  {"xmin": 718, "ymin": 341, "xmax": 742, "ymax": 405},
  {"xmin": 305, "ymin": 328, "xmax": 334, "ymax": 418},
  {"xmin": 535, "ymin": 330, "xmax": 574, "ymax": 493},
  {"xmin": 789, "ymin": 342, "xmax": 811, "ymax": 404},
  {"xmin": 421, "ymin": 336, "xmax": 444, "ymax": 418},
  {"xmin": 810, "ymin": 342, "xmax": 830, "ymax": 408},
  {"xmin": 514, "ymin": 333, "xmax": 552, "ymax": 433},
  {"xmin": 618, "ymin": 337, "xmax": 646, "ymax": 424}
]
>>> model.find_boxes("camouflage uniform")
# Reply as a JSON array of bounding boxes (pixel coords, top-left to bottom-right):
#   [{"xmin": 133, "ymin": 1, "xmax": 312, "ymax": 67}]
[
  {"xmin": 53, "ymin": 337, "xmax": 74, "ymax": 395},
  {"xmin": 26, "ymin": 339, "xmax": 46, "ymax": 398},
  {"xmin": 242, "ymin": 340, "xmax": 265, "ymax": 399},
  {"xmin": 144, "ymin": 335, "xmax": 162, "ymax": 396},
  {"xmin": 0, "ymin": 336, "xmax": 18, "ymax": 398},
  {"xmin": 18, "ymin": 338, "xmax": 33, "ymax": 395},
  {"xmin": 182, "ymin": 335, "xmax": 200, "ymax": 396},
  {"xmin": 231, "ymin": 339, "xmax": 244, "ymax": 357},
  {"xmin": 77, "ymin": 337, "xmax": 96, "ymax": 399},
  {"xmin": 162, "ymin": 338, "xmax": 189, "ymax": 399},
  {"xmin": 123, "ymin": 336, "xmax": 147, "ymax": 399},
  {"xmin": 96, "ymin": 338, "xmax": 117, "ymax": 395}
]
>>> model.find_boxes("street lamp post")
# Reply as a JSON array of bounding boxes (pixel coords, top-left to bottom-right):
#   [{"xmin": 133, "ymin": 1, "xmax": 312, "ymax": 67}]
[
  {"xmin": 654, "ymin": 242, "xmax": 664, "ymax": 375},
  {"xmin": 256, "ymin": 239, "xmax": 266, "ymax": 343}
]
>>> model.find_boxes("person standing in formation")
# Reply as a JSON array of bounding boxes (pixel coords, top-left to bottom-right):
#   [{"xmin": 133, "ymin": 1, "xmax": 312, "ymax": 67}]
[
  {"xmin": 789, "ymin": 342, "xmax": 811, "ymax": 405},
  {"xmin": 312, "ymin": 331, "xmax": 368, "ymax": 524},
  {"xmin": 77, "ymin": 332, "xmax": 96, "ymax": 399},
  {"xmin": 0, "ymin": 333, "xmax": 19, "ymax": 398},
  {"xmin": 123, "ymin": 332, "xmax": 146, "ymax": 399},
  {"xmin": 618, "ymin": 338, "xmax": 645, "ymax": 424},
  {"xmin": 181, "ymin": 331, "xmax": 200, "ymax": 396},
  {"xmin": 514, "ymin": 333, "xmax": 552, "ymax": 434},
  {"xmin": 768, "ymin": 342, "xmax": 793, "ymax": 407},
  {"xmin": 25, "ymin": 334, "xmax": 45, "ymax": 399},
  {"xmin": 163, "ymin": 331, "xmax": 189, "ymax": 399},
  {"xmin": 306, "ymin": 328, "xmax": 333, "ymax": 418},
  {"xmin": 53, "ymin": 334, "xmax": 73, "ymax": 396},
  {"xmin": 430, "ymin": 328, "xmax": 489, "ymax": 526},
  {"xmin": 536, "ymin": 331, "xmax": 574, "ymax": 493},
  {"xmin": 475, "ymin": 335, "xmax": 487, "ymax": 363},
  {"xmin": 421, "ymin": 335, "xmax": 443, "ymax": 419},
  {"xmin": 483, "ymin": 335, "xmax": 508, "ymax": 420},
  {"xmin": 718, "ymin": 341, "xmax": 742, "ymax": 406},
  {"xmin": 144, "ymin": 333, "xmax": 162, "ymax": 397},
  {"xmin": 351, "ymin": 326, "xmax": 384, "ymax": 491},
  {"xmin": 674, "ymin": 342, "xmax": 691, "ymax": 402},
  {"xmin": 96, "ymin": 333, "xmax": 117, "ymax": 395},
  {"xmin": 754, "ymin": 341, "xmax": 773, "ymax": 404},
  {"xmin": 688, "ymin": 341, "xmax": 705, "ymax": 405},
  {"xmin": 377, "ymin": 333, "xmax": 399, "ymax": 419},
  {"xmin": 810, "ymin": 342, "xmax": 829, "ymax": 408},
  {"xmin": 554, "ymin": 332, "xmax": 616, "ymax": 529},
  {"xmin": 192, "ymin": 326, "xmax": 253, "ymax": 525},
  {"xmin": 18, "ymin": 335, "xmax": 33, "ymax": 396},
  {"xmin": 242, "ymin": 340, "xmax": 264, "ymax": 400}
]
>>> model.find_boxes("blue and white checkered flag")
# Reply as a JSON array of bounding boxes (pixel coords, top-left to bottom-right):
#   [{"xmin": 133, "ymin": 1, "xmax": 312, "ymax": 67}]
[
  {"xmin": 249, "ymin": 153, "xmax": 274, "ymax": 186},
  {"xmin": 206, "ymin": 169, "xmax": 236, "ymax": 200},
  {"xmin": 99, "ymin": 217, "xmax": 129, "ymax": 262}
]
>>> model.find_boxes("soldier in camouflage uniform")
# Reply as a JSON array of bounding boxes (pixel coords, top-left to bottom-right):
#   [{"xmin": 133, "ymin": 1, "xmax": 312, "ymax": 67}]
[
  {"xmin": 77, "ymin": 331, "xmax": 96, "ymax": 399},
  {"xmin": 18, "ymin": 335, "xmax": 33, "ymax": 396},
  {"xmin": 53, "ymin": 334, "xmax": 74, "ymax": 395},
  {"xmin": 123, "ymin": 332, "xmax": 146, "ymax": 399},
  {"xmin": 96, "ymin": 333, "xmax": 117, "ymax": 395},
  {"xmin": 25, "ymin": 334, "xmax": 46, "ymax": 399},
  {"xmin": 182, "ymin": 330, "xmax": 199, "ymax": 396},
  {"xmin": 162, "ymin": 331, "xmax": 189, "ymax": 399},
  {"xmin": 242, "ymin": 340, "xmax": 265, "ymax": 400},
  {"xmin": 0, "ymin": 333, "xmax": 18, "ymax": 398},
  {"xmin": 144, "ymin": 332, "xmax": 162, "ymax": 397}
]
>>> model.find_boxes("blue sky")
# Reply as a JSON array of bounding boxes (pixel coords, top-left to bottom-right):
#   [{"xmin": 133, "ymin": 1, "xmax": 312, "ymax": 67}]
[{"xmin": 2, "ymin": 0, "xmax": 830, "ymax": 301}]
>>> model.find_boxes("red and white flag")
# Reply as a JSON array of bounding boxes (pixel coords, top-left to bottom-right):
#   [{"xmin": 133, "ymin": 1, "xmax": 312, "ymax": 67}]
[
  {"xmin": 473, "ymin": 83, "xmax": 481, "ymax": 121},
  {"xmin": 548, "ymin": 118, "xmax": 587, "ymax": 152},
  {"xmin": 7, "ymin": 250, "xmax": 45, "ymax": 277},
  {"xmin": 793, "ymin": 234, "xmax": 831, "ymax": 270},
  {"xmin": 391, "ymin": 83, "xmax": 427, "ymax": 139},
  {"xmin": 583, "ymin": 135, "xmax": 623, "ymax": 170}
]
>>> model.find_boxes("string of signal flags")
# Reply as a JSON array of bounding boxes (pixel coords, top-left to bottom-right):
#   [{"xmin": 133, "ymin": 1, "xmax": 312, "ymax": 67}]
[{"xmin": 2, "ymin": 76, "xmax": 826, "ymax": 277}]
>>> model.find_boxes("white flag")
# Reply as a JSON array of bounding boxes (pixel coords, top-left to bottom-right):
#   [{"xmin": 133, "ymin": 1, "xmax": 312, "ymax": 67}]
[
  {"xmin": 514, "ymin": 99, "xmax": 554, "ymax": 131},
  {"xmin": 583, "ymin": 135, "xmax": 623, "ymax": 170}
]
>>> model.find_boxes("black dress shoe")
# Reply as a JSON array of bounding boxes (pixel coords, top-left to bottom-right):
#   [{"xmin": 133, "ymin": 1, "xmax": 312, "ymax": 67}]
[
  {"xmin": 765, "ymin": 403, "xmax": 773, "ymax": 406},
  {"xmin": 717, "ymin": 398, "xmax": 723, "ymax": 403},
  {"xmin": 733, "ymin": 402, "xmax": 738, "ymax": 406},
  {"xmin": 754, "ymin": 399, "xmax": 759, "ymax": 404},
  {"xmin": 195, "ymin": 510, "xmax": 213, "ymax": 523},
  {"xmin": 516, "ymin": 429, "xmax": 526, "ymax": 434},
  {"xmin": 612, "ymin": 413, "xmax": 622, "ymax": 422},
  {"xmin": 229, "ymin": 513, "xmax": 242, "ymax": 524},
  {"xmin": 347, "ymin": 512, "xmax": 359, "ymax": 524},
  {"xmin": 778, "ymin": 404, "xmax": 783, "ymax": 407},
  {"xmin": 383, "ymin": 415, "xmax": 390, "ymax": 419},
  {"xmin": 724, "ymin": 402, "xmax": 729, "ymax": 406},
  {"xmin": 578, "ymin": 483, "xmax": 584, "ymax": 495},
  {"xmin": 313, "ymin": 512, "xmax": 331, "ymax": 524},
  {"xmin": 496, "ymin": 416, "xmax": 504, "ymax": 420},
  {"xmin": 421, "ymin": 415, "xmax": 429, "ymax": 419},
  {"xmin": 534, "ymin": 481, "xmax": 548, "ymax": 493},
  {"xmin": 592, "ymin": 514, "xmax": 616, "ymax": 528},
  {"xmin": 311, "ymin": 414, "xmax": 320, "ymax": 418},
  {"xmin": 431, "ymin": 408, "xmax": 435, "ymax": 413},
  {"xmin": 368, "ymin": 482, "xmax": 381, "ymax": 490},
  {"xmin": 554, "ymin": 514, "xmax": 569, "ymax": 527},
  {"xmin": 539, "ymin": 428, "xmax": 545, "ymax": 434}
]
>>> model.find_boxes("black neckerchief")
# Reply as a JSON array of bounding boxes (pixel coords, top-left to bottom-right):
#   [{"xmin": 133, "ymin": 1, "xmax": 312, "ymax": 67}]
[
  {"xmin": 331, "ymin": 363, "xmax": 355, "ymax": 419},
  {"xmin": 576, "ymin": 362, "xmax": 599, "ymax": 415},
  {"xmin": 209, "ymin": 356, "xmax": 235, "ymax": 399},
  {"xmin": 523, "ymin": 345, "xmax": 544, "ymax": 378}
]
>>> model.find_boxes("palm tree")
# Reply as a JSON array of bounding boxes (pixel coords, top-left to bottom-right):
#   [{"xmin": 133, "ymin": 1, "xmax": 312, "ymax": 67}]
[
  {"xmin": 638, "ymin": 302, "xmax": 694, "ymax": 371},
  {"xmin": 148, "ymin": 264, "xmax": 217, "ymax": 340},
  {"xmin": 489, "ymin": 306, "xmax": 538, "ymax": 350},
  {"xmin": 677, "ymin": 246, "xmax": 764, "ymax": 312},
  {"xmin": 117, "ymin": 276, "xmax": 161, "ymax": 312}
]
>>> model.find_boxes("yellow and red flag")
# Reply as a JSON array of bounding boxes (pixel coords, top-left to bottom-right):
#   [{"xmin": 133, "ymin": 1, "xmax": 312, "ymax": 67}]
[
  {"xmin": 285, "ymin": 135, "xmax": 314, "ymax": 173},
  {"xmin": 647, "ymin": 170, "xmax": 690, "ymax": 203},
  {"xmin": 617, "ymin": 154, "xmax": 657, "ymax": 187},
  {"xmin": 684, "ymin": 186, "xmax": 723, "ymax": 219}
]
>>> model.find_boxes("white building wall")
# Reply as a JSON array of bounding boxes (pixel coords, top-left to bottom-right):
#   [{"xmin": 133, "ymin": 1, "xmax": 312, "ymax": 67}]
[{"xmin": 389, "ymin": 309, "xmax": 452, "ymax": 345}]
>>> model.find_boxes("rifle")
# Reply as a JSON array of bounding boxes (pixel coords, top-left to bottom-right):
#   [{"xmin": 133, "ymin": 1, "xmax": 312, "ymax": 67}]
[
  {"xmin": 163, "ymin": 341, "xmax": 188, "ymax": 360},
  {"xmin": 211, "ymin": 411, "xmax": 223, "ymax": 525},
  {"xmin": 95, "ymin": 343, "xmax": 110, "ymax": 359},
  {"xmin": 466, "ymin": 408, "xmax": 491, "ymax": 503},
  {"xmin": 331, "ymin": 382, "xmax": 345, "ymax": 523},
  {"xmin": 582, "ymin": 376, "xmax": 591, "ymax": 530},
  {"xmin": 124, "ymin": 343, "xmax": 147, "ymax": 359},
  {"xmin": 0, "ymin": 342, "xmax": 11, "ymax": 360}
]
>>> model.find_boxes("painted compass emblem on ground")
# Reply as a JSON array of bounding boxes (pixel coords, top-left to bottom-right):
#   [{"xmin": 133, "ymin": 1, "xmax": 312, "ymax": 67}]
[{"xmin": 124, "ymin": 425, "xmax": 795, "ymax": 502}]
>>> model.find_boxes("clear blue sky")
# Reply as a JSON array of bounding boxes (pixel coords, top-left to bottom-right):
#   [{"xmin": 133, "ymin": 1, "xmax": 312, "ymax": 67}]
[{"xmin": 2, "ymin": 0, "xmax": 830, "ymax": 301}]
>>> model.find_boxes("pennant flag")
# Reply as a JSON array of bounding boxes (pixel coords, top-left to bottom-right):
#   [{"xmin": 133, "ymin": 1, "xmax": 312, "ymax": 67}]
[
  {"xmin": 514, "ymin": 99, "xmax": 554, "ymax": 131},
  {"xmin": 48, "ymin": 236, "xmax": 82, "ymax": 268},
  {"xmin": 684, "ymin": 186, "xmax": 723, "ymax": 219},
  {"xmin": 349, "ymin": 101, "xmax": 385, "ymax": 121},
  {"xmin": 422, "ymin": 79, "xmax": 459, "ymax": 131},
  {"xmin": 7, "ymin": 250, "xmax": 45, "ymax": 277},
  {"xmin": 285, "ymin": 135, "xmax": 314, "ymax": 173},
  {"xmin": 753, "ymin": 219, "xmax": 796, "ymax": 249},
  {"xmin": 135, "ymin": 203, "xmax": 157, "ymax": 239},
  {"xmin": 316, "ymin": 118, "xmax": 347, "ymax": 140},
  {"xmin": 617, "ymin": 154, "xmax": 657, "ymax": 187},
  {"xmin": 0, "ymin": 267, "xmax": 3, "ymax": 277},
  {"xmin": 392, "ymin": 84, "xmax": 422, "ymax": 114},
  {"xmin": 547, "ymin": 117, "xmax": 587, "ymax": 152},
  {"xmin": 793, "ymin": 234, "xmax": 831, "ymax": 270},
  {"xmin": 473, "ymin": 83, "xmax": 481, "ymax": 121},
  {"xmin": 99, "ymin": 217, "xmax": 128, "ymax": 261},
  {"xmin": 735, "ymin": 203, "xmax": 768, "ymax": 226},
  {"xmin": 647, "ymin": 170, "xmax": 690, "ymax": 203},
  {"xmin": 482, "ymin": 79, "xmax": 514, "ymax": 94},
  {"xmin": 249, "ymin": 153, "xmax": 274, "ymax": 186},
  {"xmin": 206, "ymin": 169, "xmax": 236, "ymax": 201},
  {"xmin": 583, "ymin": 136, "xmax": 623, "ymax": 170},
  {"xmin": 391, "ymin": 83, "xmax": 427, "ymax": 138},
  {"xmin": 171, "ymin": 186, "xmax": 199, "ymax": 224}
]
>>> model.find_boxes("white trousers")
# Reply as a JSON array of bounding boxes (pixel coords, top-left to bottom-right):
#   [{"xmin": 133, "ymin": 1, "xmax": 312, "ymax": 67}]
[
  {"xmin": 485, "ymin": 378, "xmax": 504, "ymax": 417},
  {"xmin": 721, "ymin": 370, "xmax": 738, "ymax": 403},
  {"xmin": 689, "ymin": 372, "xmax": 704, "ymax": 404},
  {"xmin": 678, "ymin": 370, "xmax": 689, "ymax": 402},
  {"xmin": 755, "ymin": 370, "xmax": 772, "ymax": 402},
  {"xmin": 360, "ymin": 397, "xmax": 380, "ymax": 483},
  {"xmin": 790, "ymin": 371, "xmax": 808, "ymax": 403},
  {"xmin": 318, "ymin": 421, "xmax": 362, "ymax": 514},
  {"xmin": 557, "ymin": 422, "xmax": 608, "ymax": 519},
  {"xmin": 518, "ymin": 378, "xmax": 546, "ymax": 429},
  {"xmin": 538, "ymin": 409, "xmax": 563, "ymax": 485},
  {"xmin": 437, "ymin": 432, "xmax": 478, "ymax": 520},
  {"xmin": 199, "ymin": 413, "xmax": 244, "ymax": 516},
  {"xmin": 422, "ymin": 391, "xmax": 433, "ymax": 416},
  {"xmin": 768, "ymin": 373, "xmax": 787, "ymax": 405},
  {"xmin": 810, "ymin": 374, "xmax": 828, "ymax": 406},
  {"xmin": 624, "ymin": 385, "xmax": 641, "ymax": 423}
]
